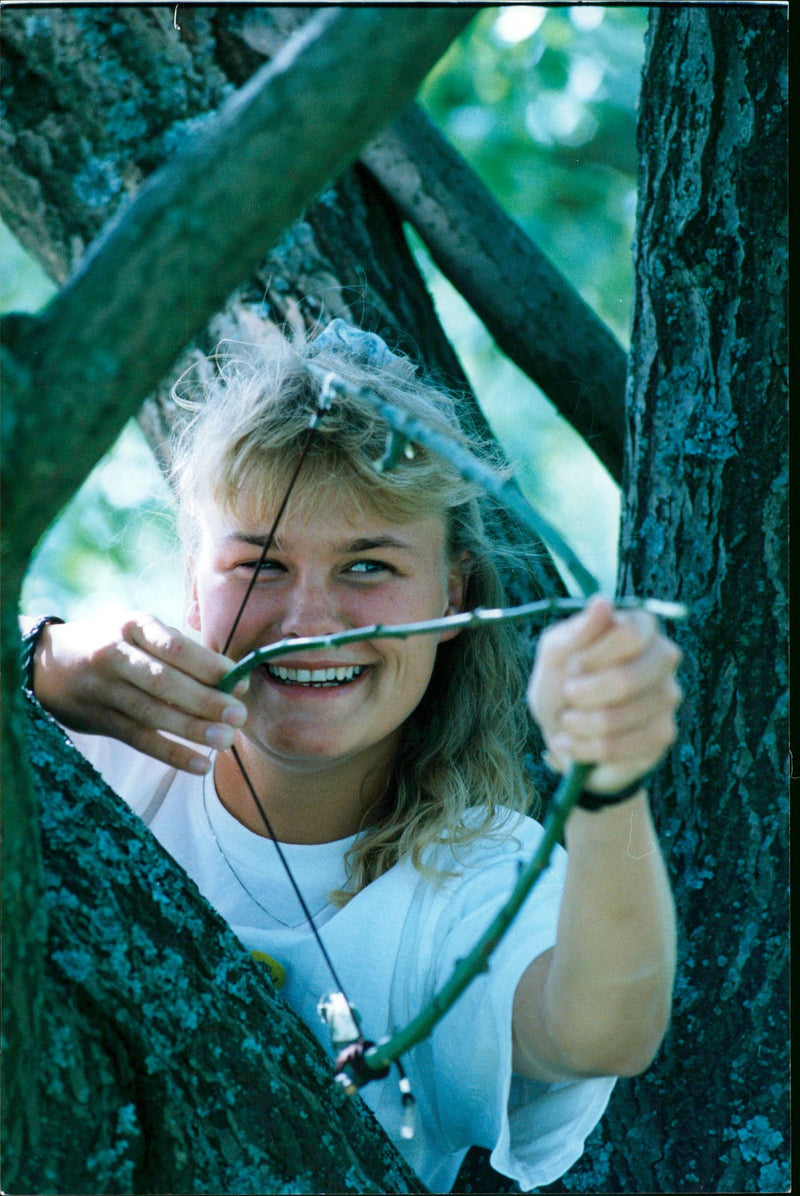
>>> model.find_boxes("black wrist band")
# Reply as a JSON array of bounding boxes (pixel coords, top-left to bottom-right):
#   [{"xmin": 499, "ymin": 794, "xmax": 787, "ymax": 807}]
[
  {"xmin": 20, "ymin": 615, "xmax": 65, "ymax": 697},
  {"xmin": 576, "ymin": 775, "xmax": 650, "ymax": 812}
]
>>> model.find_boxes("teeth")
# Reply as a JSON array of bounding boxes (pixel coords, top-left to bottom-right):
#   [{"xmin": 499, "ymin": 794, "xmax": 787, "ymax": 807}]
[{"xmin": 267, "ymin": 664, "xmax": 365, "ymax": 686}]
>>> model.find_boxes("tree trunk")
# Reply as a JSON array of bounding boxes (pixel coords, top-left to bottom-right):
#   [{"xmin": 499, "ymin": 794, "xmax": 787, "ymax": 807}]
[
  {"xmin": 7, "ymin": 698, "xmax": 429, "ymax": 1196},
  {"xmin": 544, "ymin": 9, "xmax": 789, "ymax": 1191}
]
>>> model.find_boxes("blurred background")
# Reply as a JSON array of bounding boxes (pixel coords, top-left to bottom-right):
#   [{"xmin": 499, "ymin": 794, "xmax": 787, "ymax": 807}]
[{"xmin": 4, "ymin": 5, "xmax": 648, "ymax": 625}]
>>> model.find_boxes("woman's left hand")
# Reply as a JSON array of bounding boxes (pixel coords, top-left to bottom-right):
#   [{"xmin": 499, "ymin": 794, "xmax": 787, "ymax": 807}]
[{"xmin": 527, "ymin": 595, "xmax": 682, "ymax": 794}]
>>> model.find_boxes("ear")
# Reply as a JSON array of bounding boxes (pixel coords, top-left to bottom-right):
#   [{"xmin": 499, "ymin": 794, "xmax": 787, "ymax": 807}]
[
  {"xmin": 439, "ymin": 552, "xmax": 471, "ymax": 644},
  {"xmin": 186, "ymin": 560, "xmax": 201, "ymax": 632}
]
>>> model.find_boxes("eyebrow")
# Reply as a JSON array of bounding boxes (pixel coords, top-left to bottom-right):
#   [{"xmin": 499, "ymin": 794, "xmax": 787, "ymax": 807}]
[
  {"xmin": 340, "ymin": 535, "xmax": 417, "ymax": 555},
  {"xmin": 223, "ymin": 532, "xmax": 418, "ymax": 555}
]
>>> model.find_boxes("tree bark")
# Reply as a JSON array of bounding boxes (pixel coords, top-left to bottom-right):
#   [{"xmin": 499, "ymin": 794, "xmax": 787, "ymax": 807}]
[
  {"xmin": 6, "ymin": 698, "xmax": 427, "ymax": 1196},
  {"xmin": 544, "ymin": 9, "xmax": 789, "ymax": 1191}
]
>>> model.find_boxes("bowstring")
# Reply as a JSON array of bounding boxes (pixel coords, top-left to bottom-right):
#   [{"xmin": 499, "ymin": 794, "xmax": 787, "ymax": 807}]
[
  {"xmin": 219, "ymin": 388, "xmax": 359, "ymax": 1013},
  {"xmin": 222, "ymin": 403, "xmax": 324, "ymax": 657},
  {"xmin": 228, "ymin": 742, "xmax": 353, "ymax": 1001}
]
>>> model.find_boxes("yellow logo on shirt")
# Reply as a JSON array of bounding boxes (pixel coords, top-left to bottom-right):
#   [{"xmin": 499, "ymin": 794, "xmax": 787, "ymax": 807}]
[{"xmin": 251, "ymin": 950, "xmax": 287, "ymax": 990}]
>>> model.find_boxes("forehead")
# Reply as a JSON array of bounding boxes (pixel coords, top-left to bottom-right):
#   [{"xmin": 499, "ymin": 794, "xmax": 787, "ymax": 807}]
[{"xmin": 197, "ymin": 477, "xmax": 448, "ymax": 553}]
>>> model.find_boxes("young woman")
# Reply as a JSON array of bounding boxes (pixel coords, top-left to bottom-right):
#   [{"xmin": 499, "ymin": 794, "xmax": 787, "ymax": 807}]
[{"xmin": 26, "ymin": 321, "xmax": 681, "ymax": 1191}]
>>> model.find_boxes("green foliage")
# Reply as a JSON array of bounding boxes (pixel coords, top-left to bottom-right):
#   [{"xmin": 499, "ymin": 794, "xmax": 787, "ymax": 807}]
[
  {"xmin": 20, "ymin": 423, "xmax": 183, "ymax": 625},
  {"xmin": 421, "ymin": 5, "xmax": 647, "ymax": 342}
]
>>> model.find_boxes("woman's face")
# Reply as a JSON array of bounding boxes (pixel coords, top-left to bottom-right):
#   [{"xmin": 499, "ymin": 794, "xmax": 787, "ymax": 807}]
[{"xmin": 188, "ymin": 480, "xmax": 466, "ymax": 779}]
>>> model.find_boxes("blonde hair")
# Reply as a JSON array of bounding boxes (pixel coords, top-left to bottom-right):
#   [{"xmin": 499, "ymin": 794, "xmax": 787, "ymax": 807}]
[{"xmin": 170, "ymin": 326, "xmax": 539, "ymax": 899}]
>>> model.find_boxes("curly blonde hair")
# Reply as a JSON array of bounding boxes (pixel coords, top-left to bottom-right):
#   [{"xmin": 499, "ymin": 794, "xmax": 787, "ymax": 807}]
[{"xmin": 170, "ymin": 325, "xmax": 539, "ymax": 899}]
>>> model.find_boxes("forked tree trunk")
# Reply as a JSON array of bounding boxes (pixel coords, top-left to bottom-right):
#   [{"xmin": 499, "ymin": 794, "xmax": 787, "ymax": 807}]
[{"xmin": 1, "ymin": 6, "xmax": 788, "ymax": 1193}]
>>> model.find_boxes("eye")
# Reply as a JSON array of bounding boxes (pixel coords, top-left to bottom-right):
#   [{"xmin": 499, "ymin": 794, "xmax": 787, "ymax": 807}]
[
  {"xmin": 237, "ymin": 558, "xmax": 285, "ymax": 575},
  {"xmin": 345, "ymin": 559, "xmax": 394, "ymax": 576}
]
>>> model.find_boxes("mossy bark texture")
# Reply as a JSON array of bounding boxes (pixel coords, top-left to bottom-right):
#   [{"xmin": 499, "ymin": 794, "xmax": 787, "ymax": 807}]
[
  {"xmin": 542, "ymin": 10, "xmax": 788, "ymax": 1192},
  {"xmin": 7, "ymin": 698, "xmax": 426, "ymax": 1195}
]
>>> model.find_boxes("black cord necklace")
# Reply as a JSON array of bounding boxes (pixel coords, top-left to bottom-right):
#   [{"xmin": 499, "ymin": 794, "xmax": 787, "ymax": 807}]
[{"xmin": 218, "ymin": 391, "xmax": 352, "ymax": 973}]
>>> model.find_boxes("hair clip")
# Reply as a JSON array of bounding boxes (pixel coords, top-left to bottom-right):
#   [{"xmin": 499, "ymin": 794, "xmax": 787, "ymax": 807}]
[{"xmin": 312, "ymin": 318, "xmax": 405, "ymax": 371}]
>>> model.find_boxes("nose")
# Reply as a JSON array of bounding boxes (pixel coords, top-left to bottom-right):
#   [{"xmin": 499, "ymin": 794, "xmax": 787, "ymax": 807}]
[{"xmin": 278, "ymin": 576, "xmax": 347, "ymax": 639}]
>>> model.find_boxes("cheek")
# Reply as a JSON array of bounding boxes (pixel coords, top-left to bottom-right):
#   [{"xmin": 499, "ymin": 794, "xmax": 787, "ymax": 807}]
[
  {"xmin": 400, "ymin": 638, "xmax": 441, "ymax": 697},
  {"xmin": 193, "ymin": 574, "xmax": 244, "ymax": 650}
]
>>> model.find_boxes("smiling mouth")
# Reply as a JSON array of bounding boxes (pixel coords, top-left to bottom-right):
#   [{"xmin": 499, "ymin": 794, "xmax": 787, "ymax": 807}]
[{"xmin": 265, "ymin": 664, "xmax": 368, "ymax": 688}]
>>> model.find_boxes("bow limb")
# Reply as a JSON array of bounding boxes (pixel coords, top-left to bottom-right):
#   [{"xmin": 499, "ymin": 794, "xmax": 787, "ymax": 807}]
[
  {"xmin": 217, "ymin": 597, "xmax": 688, "ymax": 693},
  {"xmin": 360, "ymin": 763, "xmax": 593, "ymax": 1078}
]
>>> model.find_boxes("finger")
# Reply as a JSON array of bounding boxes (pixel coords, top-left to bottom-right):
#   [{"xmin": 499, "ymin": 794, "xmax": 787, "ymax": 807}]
[
  {"xmin": 559, "ymin": 676, "xmax": 683, "ymax": 741},
  {"xmin": 95, "ymin": 707, "xmax": 215, "ymax": 775},
  {"xmin": 529, "ymin": 598, "xmax": 617, "ymax": 720},
  {"xmin": 101, "ymin": 674, "xmax": 246, "ymax": 750},
  {"xmin": 126, "ymin": 615, "xmax": 248, "ymax": 693},
  {"xmin": 567, "ymin": 609, "xmax": 659, "ymax": 675},
  {"xmin": 535, "ymin": 596, "xmax": 617, "ymax": 667},
  {"xmin": 562, "ymin": 639, "xmax": 682, "ymax": 709},
  {"xmin": 552, "ymin": 708, "xmax": 678, "ymax": 768},
  {"xmin": 552, "ymin": 717, "xmax": 679, "ymax": 775},
  {"xmin": 101, "ymin": 638, "xmax": 249, "ymax": 727}
]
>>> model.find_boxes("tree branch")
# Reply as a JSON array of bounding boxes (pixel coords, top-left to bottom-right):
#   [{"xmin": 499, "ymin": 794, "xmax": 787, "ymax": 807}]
[
  {"xmin": 360, "ymin": 105, "xmax": 627, "ymax": 481},
  {"xmin": 1, "ymin": 6, "xmax": 474, "ymax": 569}
]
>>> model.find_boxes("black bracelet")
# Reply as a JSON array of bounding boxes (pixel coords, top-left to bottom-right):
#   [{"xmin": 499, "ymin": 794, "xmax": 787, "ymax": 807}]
[
  {"xmin": 576, "ymin": 775, "xmax": 651, "ymax": 812},
  {"xmin": 20, "ymin": 615, "xmax": 65, "ymax": 697}
]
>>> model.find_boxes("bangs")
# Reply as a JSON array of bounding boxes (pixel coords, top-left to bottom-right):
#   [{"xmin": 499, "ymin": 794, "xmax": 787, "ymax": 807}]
[
  {"xmin": 171, "ymin": 329, "xmax": 498, "ymax": 558},
  {"xmin": 210, "ymin": 441, "xmax": 453, "ymax": 534}
]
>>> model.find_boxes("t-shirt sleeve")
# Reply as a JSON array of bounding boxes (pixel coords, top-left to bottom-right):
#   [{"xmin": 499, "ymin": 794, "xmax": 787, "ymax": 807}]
[{"xmin": 421, "ymin": 822, "xmax": 616, "ymax": 1191}]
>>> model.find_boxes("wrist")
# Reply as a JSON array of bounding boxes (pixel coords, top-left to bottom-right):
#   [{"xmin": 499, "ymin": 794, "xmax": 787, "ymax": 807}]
[
  {"xmin": 543, "ymin": 751, "xmax": 652, "ymax": 812},
  {"xmin": 20, "ymin": 615, "xmax": 65, "ymax": 699},
  {"xmin": 577, "ymin": 774, "xmax": 651, "ymax": 812},
  {"xmin": 565, "ymin": 789, "xmax": 658, "ymax": 860}
]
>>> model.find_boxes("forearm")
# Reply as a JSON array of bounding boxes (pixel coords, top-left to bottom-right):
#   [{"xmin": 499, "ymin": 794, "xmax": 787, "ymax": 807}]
[
  {"xmin": 514, "ymin": 791, "xmax": 676, "ymax": 1080},
  {"xmin": 547, "ymin": 792, "xmax": 675, "ymax": 1074},
  {"xmin": 517, "ymin": 598, "xmax": 681, "ymax": 1080}
]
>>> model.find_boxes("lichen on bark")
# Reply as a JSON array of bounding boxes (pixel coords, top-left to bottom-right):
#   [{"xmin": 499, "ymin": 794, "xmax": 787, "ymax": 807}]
[{"xmin": 13, "ymin": 696, "xmax": 426, "ymax": 1196}]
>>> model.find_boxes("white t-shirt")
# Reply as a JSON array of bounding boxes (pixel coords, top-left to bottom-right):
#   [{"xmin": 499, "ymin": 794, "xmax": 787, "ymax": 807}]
[{"xmin": 67, "ymin": 730, "xmax": 615, "ymax": 1192}]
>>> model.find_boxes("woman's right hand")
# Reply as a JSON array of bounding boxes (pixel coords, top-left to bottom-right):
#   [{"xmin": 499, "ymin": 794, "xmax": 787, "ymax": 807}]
[{"xmin": 32, "ymin": 612, "xmax": 249, "ymax": 775}]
